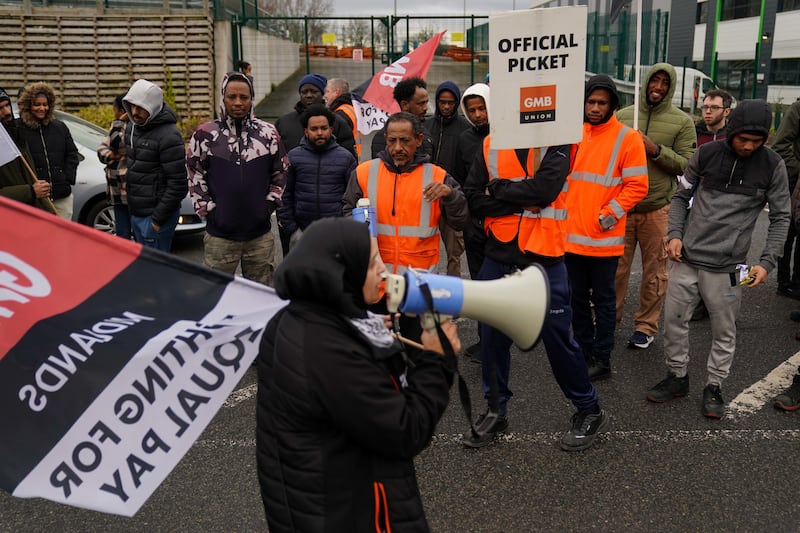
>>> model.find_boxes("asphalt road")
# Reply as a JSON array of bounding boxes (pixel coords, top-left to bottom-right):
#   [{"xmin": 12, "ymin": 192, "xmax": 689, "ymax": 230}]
[{"xmin": 2, "ymin": 210, "xmax": 800, "ymax": 532}]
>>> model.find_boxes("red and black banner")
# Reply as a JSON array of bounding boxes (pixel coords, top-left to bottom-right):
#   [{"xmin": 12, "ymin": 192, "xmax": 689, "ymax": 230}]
[{"xmin": 0, "ymin": 197, "xmax": 285, "ymax": 516}]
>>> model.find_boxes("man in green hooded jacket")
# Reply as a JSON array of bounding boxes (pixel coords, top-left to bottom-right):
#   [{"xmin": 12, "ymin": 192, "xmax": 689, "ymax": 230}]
[{"xmin": 615, "ymin": 63, "xmax": 697, "ymax": 350}]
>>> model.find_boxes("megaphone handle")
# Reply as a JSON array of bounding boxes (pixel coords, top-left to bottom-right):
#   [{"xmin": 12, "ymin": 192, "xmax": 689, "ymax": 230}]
[{"xmin": 422, "ymin": 312, "xmax": 451, "ymax": 332}]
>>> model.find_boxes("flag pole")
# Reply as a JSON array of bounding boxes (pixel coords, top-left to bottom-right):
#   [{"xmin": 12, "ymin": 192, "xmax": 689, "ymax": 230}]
[
  {"xmin": 20, "ymin": 154, "xmax": 58, "ymax": 213},
  {"xmin": 632, "ymin": 0, "xmax": 643, "ymax": 129}
]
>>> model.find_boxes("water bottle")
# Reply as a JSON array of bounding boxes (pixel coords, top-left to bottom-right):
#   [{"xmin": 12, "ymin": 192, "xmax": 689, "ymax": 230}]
[{"xmin": 352, "ymin": 197, "xmax": 377, "ymax": 237}]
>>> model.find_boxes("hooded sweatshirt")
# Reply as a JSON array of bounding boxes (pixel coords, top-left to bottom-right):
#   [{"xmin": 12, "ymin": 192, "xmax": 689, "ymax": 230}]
[
  {"xmin": 617, "ymin": 63, "xmax": 697, "ymax": 212},
  {"xmin": 187, "ymin": 72, "xmax": 288, "ymax": 241},
  {"xmin": 425, "ymin": 81, "xmax": 470, "ymax": 175},
  {"xmin": 564, "ymin": 75, "xmax": 649, "ymax": 257},
  {"xmin": 122, "ymin": 79, "xmax": 187, "ymax": 226},
  {"xmin": 454, "ymin": 83, "xmax": 491, "ymax": 185},
  {"xmin": 16, "ymin": 82, "xmax": 80, "ymax": 200},
  {"xmin": 669, "ymin": 99, "xmax": 790, "ymax": 273}
]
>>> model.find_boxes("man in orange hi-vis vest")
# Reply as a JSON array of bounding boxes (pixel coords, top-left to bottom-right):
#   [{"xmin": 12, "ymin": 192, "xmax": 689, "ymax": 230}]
[
  {"xmin": 324, "ymin": 78, "xmax": 363, "ymax": 160},
  {"xmin": 564, "ymin": 75, "xmax": 649, "ymax": 382},
  {"xmin": 462, "ymin": 138, "xmax": 609, "ymax": 452},
  {"xmin": 343, "ymin": 111, "xmax": 468, "ymax": 350}
]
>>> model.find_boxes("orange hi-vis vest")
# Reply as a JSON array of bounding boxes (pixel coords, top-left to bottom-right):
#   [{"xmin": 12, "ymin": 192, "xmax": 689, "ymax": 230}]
[
  {"xmin": 356, "ymin": 159, "xmax": 445, "ymax": 273},
  {"xmin": 482, "ymin": 138, "xmax": 571, "ymax": 258},
  {"xmin": 564, "ymin": 118, "xmax": 649, "ymax": 257},
  {"xmin": 337, "ymin": 103, "xmax": 362, "ymax": 159}
]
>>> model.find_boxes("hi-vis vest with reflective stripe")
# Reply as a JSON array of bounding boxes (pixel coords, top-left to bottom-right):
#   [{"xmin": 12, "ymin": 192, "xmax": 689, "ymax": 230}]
[
  {"xmin": 338, "ymin": 103, "xmax": 362, "ymax": 158},
  {"xmin": 564, "ymin": 120, "xmax": 649, "ymax": 257},
  {"xmin": 482, "ymin": 139, "xmax": 570, "ymax": 258},
  {"xmin": 356, "ymin": 159, "xmax": 444, "ymax": 273}
]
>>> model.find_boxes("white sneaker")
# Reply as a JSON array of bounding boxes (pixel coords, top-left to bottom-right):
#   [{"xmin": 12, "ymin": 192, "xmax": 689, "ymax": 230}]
[{"xmin": 628, "ymin": 331, "xmax": 654, "ymax": 349}]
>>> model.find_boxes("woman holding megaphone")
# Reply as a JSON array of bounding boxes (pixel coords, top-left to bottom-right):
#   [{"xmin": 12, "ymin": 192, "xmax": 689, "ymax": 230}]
[{"xmin": 255, "ymin": 217, "xmax": 460, "ymax": 532}]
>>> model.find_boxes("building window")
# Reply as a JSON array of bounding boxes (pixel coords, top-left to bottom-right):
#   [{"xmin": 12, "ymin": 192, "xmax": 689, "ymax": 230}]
[
  {"xmin": 720, "ymin": 0, "xmax": 761, "ymax": 20},
  {"xmin": 770, "ymin": 58, "xmax": 800, "ymax": 85},
  {"xmin": 778, "ymin": 0, "xmax": 800, "ymax": 11},
  {"xmin": 696, "ymin": 1, "xmax": 709, "ymax": 23},
  {"xmin": 716, "ymin": 59, "xmax": 755, "ymax": 101}
]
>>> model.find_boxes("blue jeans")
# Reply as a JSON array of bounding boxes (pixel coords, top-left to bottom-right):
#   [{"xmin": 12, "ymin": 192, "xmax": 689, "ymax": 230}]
[
  {"xmin": 478, "ymin": 256, "xmax": 599, "ymax": 414},
  {"xmin": 131, "ymin": 210, "xmax": 179, "ymax": 252},
  {"xmin": 565, "ymin": 253, "xmax": 619, "ymax": 364},
  {"xmin": 114, "ymin": 204, "xmax": 133, "ymax": 241}
]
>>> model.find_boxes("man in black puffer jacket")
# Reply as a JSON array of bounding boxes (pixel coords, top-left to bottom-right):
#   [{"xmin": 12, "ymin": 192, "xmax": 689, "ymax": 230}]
[
  {"xmin": 277, "ymin": 105, "xmax": 356, "ymax": 251},
  {"xmin": 122, "ymin": 79, "xmax": 188, "ymax": 252}
]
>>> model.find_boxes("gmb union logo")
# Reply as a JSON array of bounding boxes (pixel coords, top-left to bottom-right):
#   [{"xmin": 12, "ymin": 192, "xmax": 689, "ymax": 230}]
[{"xmin": 519, "ymin": 85, "xmax": 556, "ymax": 124}]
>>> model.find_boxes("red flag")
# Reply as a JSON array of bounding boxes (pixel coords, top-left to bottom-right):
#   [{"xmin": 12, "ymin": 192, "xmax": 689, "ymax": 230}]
[
  {"xmin": 362, "ymin": 30, "xmax": 447, "ymax": 114},
  {"xmin": 0, "ymin": 197, "xmax": 286, "ymax": 516}
]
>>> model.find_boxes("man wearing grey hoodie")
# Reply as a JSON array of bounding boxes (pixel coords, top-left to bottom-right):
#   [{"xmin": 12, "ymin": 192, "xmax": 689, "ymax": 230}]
[
  {"xmin": 645, "ymin": 100, "xmax": 790, "ymax": 418},
  {"xmin": 123, "ymin": 79, "xmax": 188, "ymax": 252}
]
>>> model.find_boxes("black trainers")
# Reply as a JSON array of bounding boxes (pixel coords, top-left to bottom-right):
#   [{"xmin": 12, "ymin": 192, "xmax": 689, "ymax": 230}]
[
  {"xmin": 462, "ymin": 411, "xmax": 508, "ymax": 448},
  {"xmin": 560, "ymin": 408, "xmax": 609, "ymax": 451},
  {"xmin": 774, "ymin": 376, "xmax": 800, "ymax": 411},
  {"xmin": 587, "ymin": 360, "xmax": 611, "ymax": 381},
  {"xmin": 702, "ymin": 384, "xmax": 725, "ymax": 418},
  {"xmin": 646, "ymin": 373, "xmax": 689, "ymax": 402},
  {"xmin": 790, "ymin": 310, "xmax": 800, "ymax": 323}
]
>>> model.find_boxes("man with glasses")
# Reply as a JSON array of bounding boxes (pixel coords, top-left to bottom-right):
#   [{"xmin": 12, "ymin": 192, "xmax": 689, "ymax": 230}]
[{"xmin": 696, "ymin": 89, "xmax": 732, "ymax": 145}]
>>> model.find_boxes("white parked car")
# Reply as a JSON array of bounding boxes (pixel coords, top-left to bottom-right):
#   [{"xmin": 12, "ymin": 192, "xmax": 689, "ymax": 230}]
[{"xmin": 57, "ymin": 110, "xmax": 204, "ymax": 234}]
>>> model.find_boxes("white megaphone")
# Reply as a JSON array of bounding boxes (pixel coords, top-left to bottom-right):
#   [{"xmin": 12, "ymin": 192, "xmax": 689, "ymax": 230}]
[{"xmin": 384, "ymin": 265, "xmax": 550, "ymax": 351}]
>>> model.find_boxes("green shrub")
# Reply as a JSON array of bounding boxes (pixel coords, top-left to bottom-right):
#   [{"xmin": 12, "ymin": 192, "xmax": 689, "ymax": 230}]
[
  {"xmin": 178, "ymin": 114, "xmax": 210, "ymax": 143},
  {"xmin": 75, "ymin": 105, "xmax": 115, "ymax": 130},
  {"xmin": 164, "ymin": 67, "xmax": 178, "ymax": 114}
]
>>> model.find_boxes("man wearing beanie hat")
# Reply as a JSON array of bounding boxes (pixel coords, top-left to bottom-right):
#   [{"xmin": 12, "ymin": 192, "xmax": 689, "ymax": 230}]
[
  {"xmin": 426, "ymin": 81, "xmax": 470, "ymax": 277},
  {"xmin": 646, "ymin": 99, "xmax": 790, "ymax": 419},
  {"xmin": 275, "ymin": 72, "xmax": 355, "ymax": 158},
  {"xmin": 0, "ymin": 87, "xmax": 56, "ymax": 214},
  {"xmin": 564, "ymin": 74, "xmax": 648, "ymax": 381},
  {"xmin": 275, "ymin": 72, "xmax": 356, "ymax": 255}
]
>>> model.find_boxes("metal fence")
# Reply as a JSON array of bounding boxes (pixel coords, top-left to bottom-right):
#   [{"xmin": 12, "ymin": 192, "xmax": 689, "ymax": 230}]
[{"xmin": 231, "ymin": 14, "xmax": 491, "ymax": 119}]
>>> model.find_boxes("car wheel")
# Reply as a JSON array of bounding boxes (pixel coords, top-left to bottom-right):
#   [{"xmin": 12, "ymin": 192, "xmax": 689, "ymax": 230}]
[{"xmin": 84, "ymin": 199, "xmax": 116, "ymax": 234}]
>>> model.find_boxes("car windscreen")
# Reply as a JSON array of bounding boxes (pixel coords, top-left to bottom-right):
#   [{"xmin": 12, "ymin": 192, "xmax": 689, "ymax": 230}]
[{"xmin": 55, "ymin": 112, "xmax": 107, "ymax": 150}]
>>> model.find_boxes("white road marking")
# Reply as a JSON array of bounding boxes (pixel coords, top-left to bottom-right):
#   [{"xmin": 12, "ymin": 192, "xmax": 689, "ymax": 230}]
[
  {"xmin": 223, "ymin": 352, "xmax": 800, "ymax": 418},
  {"xmin": 193, "ymin": 429, "xmax": 800, "ymax": 449},
  {"xmin": 725, "ymin": 350, "xmax": 800, "ymax": 419},
  {"xmin": 223, "ymin": 383, "xmax": 257, "ymax": 408}
]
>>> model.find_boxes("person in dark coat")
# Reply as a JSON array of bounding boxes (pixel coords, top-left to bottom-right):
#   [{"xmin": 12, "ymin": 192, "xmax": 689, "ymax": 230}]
[
  {"xmin": 275, "ymin": 73, "xmax": 356, "ymax": 158},
  {"xmin": 277, "ymin": 105, "xmax": 356, "ymax": 250},
  {"xmin": 122, "ymin": 78, "xmax": 188, "ymax": 252},
  {"xmin": 16, "ymin": 82, "xmax": 79, "ymax": 220},
  {"xmin": 0, "ymin": 87, "xmax": 56, "ymax": 214},
  {"xmin": 274, "ymin": 73, "xmax": 357, "ymax": 255},
  {"xmin": 426, "ymin": 80, "xmax": 470, "ymax": 277},
  {"xmin": 256, "ymin": 217, "xmax": 460, "ymax": 533}
]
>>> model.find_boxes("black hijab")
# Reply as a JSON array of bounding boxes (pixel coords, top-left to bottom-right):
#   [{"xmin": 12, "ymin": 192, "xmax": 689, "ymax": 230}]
[{"xmin": 273, "ymin": 218, "xmax": 372, "ymax": 318}]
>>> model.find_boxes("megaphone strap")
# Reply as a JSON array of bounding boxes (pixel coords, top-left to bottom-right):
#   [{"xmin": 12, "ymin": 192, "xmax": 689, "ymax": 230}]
[{"xmin": 416, "ymin": 279, "xmax": 484, "ymax": 439}]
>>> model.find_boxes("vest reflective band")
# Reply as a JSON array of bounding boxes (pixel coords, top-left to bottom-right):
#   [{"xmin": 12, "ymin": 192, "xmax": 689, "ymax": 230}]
[
  {"xmin": 565, "ymin": 125, "xmax": 637, "ymax": 256},
  {"xmin": 482, "ymin": 139, "xmax": 570, "ymax": 258},
  {"xmin": 568, "ymin": 126, "xmax": 631, "ymax": 188},
  {"xmin": 338, "ymin": 103, "xmax": 362, "ymax": 158},
  {"xmin": 356, "ymin": 159, "xmax": 444, "ymax": 273}
]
